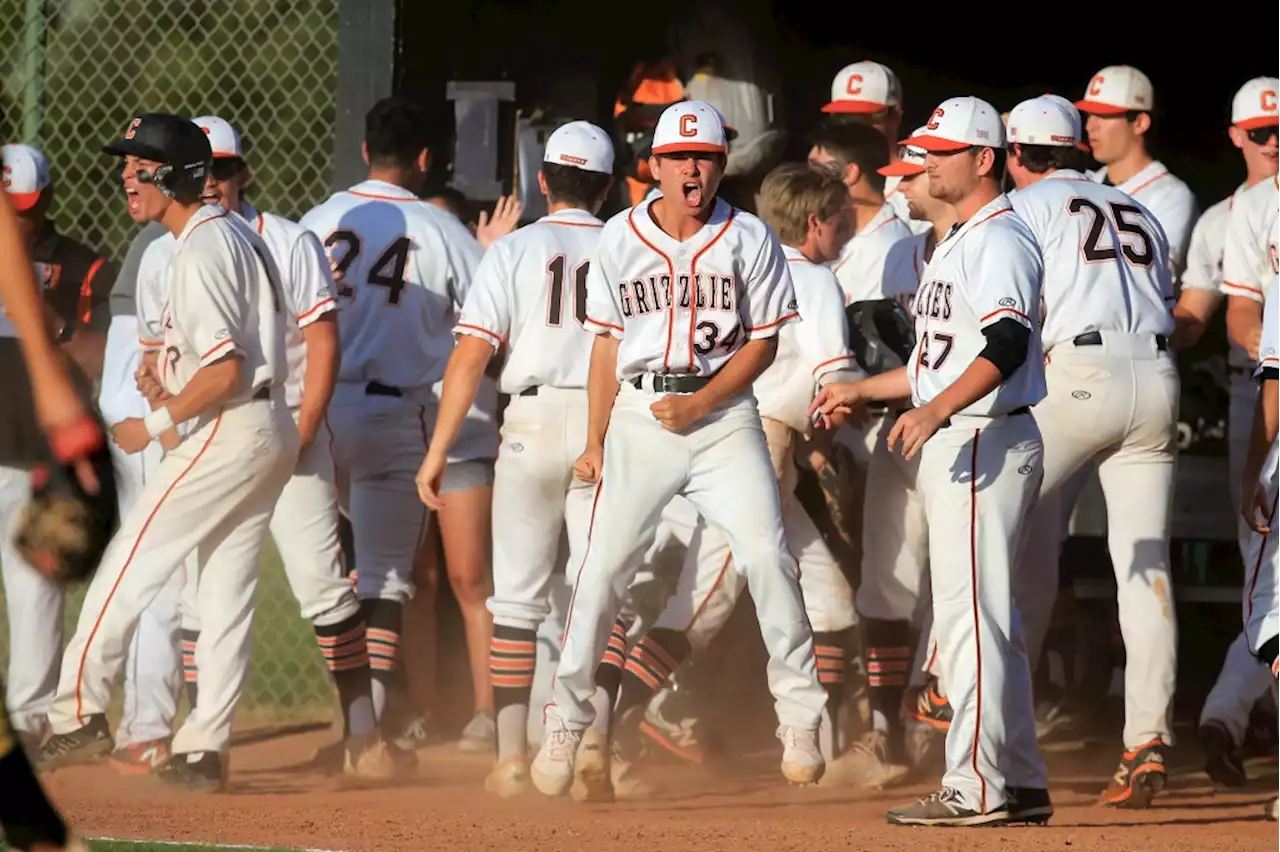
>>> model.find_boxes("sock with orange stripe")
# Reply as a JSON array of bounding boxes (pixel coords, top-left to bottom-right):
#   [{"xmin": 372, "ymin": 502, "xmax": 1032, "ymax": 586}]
[
  {"xmin": 315, "ymin": 614, "xmax": 376, "ymax": 738},
  {"xmin": 181, "ymin": 629, "xmax": 200, "ymax": 709},
  {"xmin": 592, "ymin": 617, "xmax": 631, "ymax": 736},
  {"xmin": 491, "ymin": 624, "xmax": 536, "ymax": 762},
  {"xmin": 863, "ymin": 617, "xmax": 911, "ymax": 739},
  {"xmin": 361, "ymin": 599, "xmax": 402, "ymax": 723},
  {"xmin": 616, "ymin": 628, "xmax": 690, "ymax": 723},
  {"xmin": 813, "ymin": 631, "xmax": 849, "ymax": 760}
]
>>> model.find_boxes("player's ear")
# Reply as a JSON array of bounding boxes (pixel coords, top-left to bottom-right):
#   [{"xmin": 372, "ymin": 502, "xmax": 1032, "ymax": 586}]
[
  {"xmin": 361, "ymin": 141, "xmax": 370, "ymax": 166},
  {"xmin": 1228, "ymin": 125, "xmax": 1246, "ymax": 151},
  {"xmin": 843, "ymin": 162, "xmax": 861, "ymax": 188},
  {"xmin": 536, "ymin": 169, "xmax": 549, "ymax": 198},
  {"xmin": 416, "ymin": 148, "xmax": 431, "ymax": 173},
  {"xmin": 1131, "ymin": 112, "xmax": 1152, "ymax": 136}
]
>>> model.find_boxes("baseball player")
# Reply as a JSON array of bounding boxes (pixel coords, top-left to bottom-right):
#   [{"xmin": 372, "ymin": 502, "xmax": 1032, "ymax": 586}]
[
  {"xmin": 999, "ymin": 96, "xmax": 1179, "ymax": 808},
  {"xmin": 1186, "ymin": 78, "xmax": 1278, "ymax": 785},
  {"xmin": 300, "ymin": 96, "xmax": 483, "ymax": 731},
  {"xmin": 138, "ymin": 115, "xmax": 397, "ymax": 780},
  {"xmin": 819, "ymin": 60, "xmax": 929, "ymax": 235},
  {"xmin": 0, "ymin": 187, "xmax": 103, "ymax": 852},
  {"xmin": 605, "ymin": 164, "xmax": 860, "ymax": 788},
  {"xmin": 36, "ymin": 113, "xmax": 297, "ymax": 792},
  {"xmin": 414, "ymin": 120, "xmax": 615, "ymax": 796},
  {"xmin": 812, "ymin": 96, "xmax": 1050, "ymax": 827},
  {"xmin": 0, "ymin": 144, "xmax": 116, "ymax": 757},
  {"xmin": 1075, "ymin": 66, "xmax": 1197, "ymax": 277},
  {"xmin": 530, "ymin": 100, "xmax": 827, "ymax": 800}
]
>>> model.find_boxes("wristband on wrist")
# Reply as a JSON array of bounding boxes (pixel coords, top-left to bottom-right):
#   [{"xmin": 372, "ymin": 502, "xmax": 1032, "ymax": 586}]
[{"xmin": 143, "ymin": 407, "xmax": 174, "ymax": 439}]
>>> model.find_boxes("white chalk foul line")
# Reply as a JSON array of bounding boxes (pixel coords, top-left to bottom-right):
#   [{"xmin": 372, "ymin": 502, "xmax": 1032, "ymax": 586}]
[{"xmin": 88, "ymin": 838, "xmax": 347, "ymax": 852}]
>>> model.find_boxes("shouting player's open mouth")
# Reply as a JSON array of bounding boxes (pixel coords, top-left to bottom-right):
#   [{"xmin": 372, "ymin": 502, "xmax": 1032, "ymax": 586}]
[
  {"xmin": 681, "ymin": 180, "xmax": 703, "ymax": 208},
  {"xmin": 125, "ymin": 186, "xmax": 141, "ymax": 216}
]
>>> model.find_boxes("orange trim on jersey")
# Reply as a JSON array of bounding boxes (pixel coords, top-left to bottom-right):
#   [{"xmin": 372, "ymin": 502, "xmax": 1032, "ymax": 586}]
[
  {"xmin": 79, "ymin": 257, "xmax": 106, "ymax": 326},
  {"xmin": 200, "ymin": 337, "xmax": 236, "ymax": 361},
  {"xmin": 1125, "ymin": 169, "xmax": 1171, "ymax": 198},
  {"xmin": 585, "ymin": 315, "xmax": 623, "ymax": 332},
  {"xmin": 812, "ymin": 354, "xmax": 856, "ymax": 375},
  {"xmin": 626, "ymin": 207, "xmax": 678, "ymax": 370},
  {"xmin": 182, "ymin": 210, "xmax": 230, "ymax": 243},
  {"xmin": 74, "ymin": 416, "xmax": 223, "ymax": 724},
  {"xmin": 346, "ymin": 189, "xmax": 420, "ymax": 203},
  {"xmin": 979, "ymin": 306, "xmax": 1031, "ymax": 325},
  {"xmin": 747, "ymin": 310, "xmax": 799, "ymax": 332},
  {"xmin": 455, "ymin": 322, "xmax": 504, "ymax": 346},
  {"xmin": 256, "ymin": 214, "xmax": 265, "ymax": 235},
  {"xmin": 139, "ymin": 337, "xmax": 164, "ymax": 348},
  {"xmin": 297, "ymin": 297, "xmax": 338, "ymax": 323},
  {"xmin": 967, "ymin": 428, "xmax": 989, "ymax": 813},
  {"xmin": 687, "ymin": 209, "xmax": 737, "ymax": 369},
  {"xmin": 543, "ymin": 219, "xmax": 603, "ymax": 229},
  {"xmin": 1222, "ymin": 280, "xmax": 1265, "ymax": 296}
]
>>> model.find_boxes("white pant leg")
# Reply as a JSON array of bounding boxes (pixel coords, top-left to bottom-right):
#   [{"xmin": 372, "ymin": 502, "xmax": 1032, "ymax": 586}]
[
  {"xmin": 857, "ymin": 414, "xmax": 928, "ymax": 622},
  {"xmin": 1201, "ymin": 632, "xmax": 1272, "ymax": 741},
  {"xmin": 1242, "ymin": 445, "xmax": 1279, "ymax": 661},
  {"xmin": 650, "ymin": 498, "xmax": 740, "ymax": 651},
  {"xmin": 924, "ymin": 414, "xmax": 1046, "ymax": 813},
  {"xmin": 170, "ymin": 404, "xmax": 299, "ymax": 755},
  {"xmin": 0, "ymin": 465, "xmax": 63, "ymax": 734},
  {"xmin": 269, "ymin": 416, "xmax": 359, "ymax": 627},
  {"xmin": 48, "ymin": 402, "xmax": 295, "ymax": 735},
  {"xmin": 326, "ymin": 383, "xmax": 433, "ymax": 604},
  {"xmin": 528, "ymin": 570, "xmax": 572, "ymax": 746}
]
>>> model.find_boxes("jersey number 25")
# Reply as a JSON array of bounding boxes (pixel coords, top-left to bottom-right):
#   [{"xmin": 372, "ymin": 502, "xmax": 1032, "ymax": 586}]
[{"xmin": 1067, "ymin": 198, "xmax": 1154, "ymax": 267}]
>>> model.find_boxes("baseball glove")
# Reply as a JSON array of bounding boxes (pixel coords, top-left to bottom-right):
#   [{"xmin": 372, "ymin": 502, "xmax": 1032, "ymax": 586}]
[
  {"xmin": 845, "ymin": 298, "xmax": 916, "ymax": 376},
  {"xmin": 14, "ymin": 415, "xmax": 118, "ymax": 585}
]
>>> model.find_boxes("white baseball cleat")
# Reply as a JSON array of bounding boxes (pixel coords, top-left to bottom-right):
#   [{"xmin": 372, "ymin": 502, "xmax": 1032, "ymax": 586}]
[
  {"xmin": 570, "ymin": 729, "xmax": 614, "ymax": 803},
  {"xmin": 611, "ymin": 747, "xmax": 658, "ymax": 800},
  {"xmin": 530, "ymin": 705, "xmax": 583, "ymax": 797},
  {"xmin": 777, "ymin": 724, "xmax": 825, "ymax": 785},
  {"xmin": 483, "ymin": 756, "xmax": 531, "ymax": 798}
]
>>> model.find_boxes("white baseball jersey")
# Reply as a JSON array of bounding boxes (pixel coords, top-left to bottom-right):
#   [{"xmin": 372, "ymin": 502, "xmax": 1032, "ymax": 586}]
[
  {"xmin": 909, "ymin": 194, "xmax": 1046, "ymax": 415},
  {"xmin": 1009, "ymin": 170, "xmax": 1174, "ymax": 350},
  {"xmin": 1182, "ymin": 189, "xmax": 1243, "ymax": 295},
  {"xmin": 242, "ymin": 204, "xmax": 337, "ymax": 409},
  {"xmin": 1091, "ymin": 160, "xmax": 1196, "ymax": 276},
  {"xmin": 831, "ymin": 202, "xmax": 915, "ymax": 305},
  {"xmin": 584, "ymin": 196, "xmax": 798, "ymax": 378},
  {"xmin": 880, "ymin": 231, "xmax": 929, "ymax": 314},
  {"xmin": 157, "ymin": 205, "xmax": 287, "ymax": 403},
  {"xmin": 752, "ymin": 246, "xmax": 856, "ymax": 431},
  {"xmin": 1260, "ymin": 275, "xmax": 1279, "ymax": 378},
  {"xmin": 299, "ymin": 179, "xmax": 483, "ymax": 390},
  {"xmin": 136, "ymin": 234, "xmax": 172, "ymax": 352},
  {"xmin": 1222, "ymin": 175, "xmax": 1279, "ymax": 304},
  {"xmin": 455, "ymin": 207, "xmax": 604, "ymax": 394}
]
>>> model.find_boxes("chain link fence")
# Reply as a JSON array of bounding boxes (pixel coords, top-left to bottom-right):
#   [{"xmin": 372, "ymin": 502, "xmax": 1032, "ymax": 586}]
[{"xmin": 0, "ymin": 0, "xmax": 343, "ymax": 723}]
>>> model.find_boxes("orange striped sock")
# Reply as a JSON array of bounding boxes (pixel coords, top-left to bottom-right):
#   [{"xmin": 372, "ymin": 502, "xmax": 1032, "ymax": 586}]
[
  {"xmin": 315, "ymin": 614, "xmax": 374, "ymax": 737},
  {"xmin": 492, "ymin": 625, "xmax": 537, "ymax": 761}
]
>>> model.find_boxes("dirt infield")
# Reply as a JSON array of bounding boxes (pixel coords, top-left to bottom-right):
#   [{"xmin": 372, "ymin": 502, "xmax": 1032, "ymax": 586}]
[{"xmin": 42, "ymin": 725, "xmax": 1276, "ymax": 852}]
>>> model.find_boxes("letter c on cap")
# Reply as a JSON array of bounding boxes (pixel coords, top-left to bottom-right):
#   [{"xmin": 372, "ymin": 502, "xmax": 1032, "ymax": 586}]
[
  {"xmin": 1088, "ymin": 75, "xmax": 1104, "ymax": 96},
  {"xmin": 124, "ymin": 117, "xmax": 142, "ymax": 140},
  {"xmin": 1262, "ymin": 90, "xmax": 1277, "ymax": 112},
  {"xmin": 925, "ymin": 108, "xmax": 944, "ymax": 130},
  {"xmin": 845, "ymin": 73, "xmax": 864, "ymax": 96},
  {"xmin": 679, "ymin": 114, "xmax": 698, "ymax": 137}
]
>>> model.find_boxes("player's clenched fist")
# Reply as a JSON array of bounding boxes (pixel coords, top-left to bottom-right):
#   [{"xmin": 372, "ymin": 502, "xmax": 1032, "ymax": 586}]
[
  {"xmin": 650, "ymin": 394, "xmax": 708, "ymax": 433},
  {"xmin": 415, "ymin": 452, "xmax": 448, "ymax": 511},
  {"xmin": 574, "ymin": 444, "xmax": 604, "ymax": 484}
]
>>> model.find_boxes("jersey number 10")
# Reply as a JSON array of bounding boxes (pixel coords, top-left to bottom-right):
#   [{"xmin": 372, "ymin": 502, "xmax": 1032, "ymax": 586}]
[{"xmin": 546, "ymin": 255, "xmax": 589, "ymax": 328}]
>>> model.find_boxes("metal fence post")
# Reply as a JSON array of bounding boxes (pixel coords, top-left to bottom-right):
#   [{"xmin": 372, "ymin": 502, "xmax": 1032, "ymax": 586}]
[
  {"xmin": 332, "ymin": 0, "xmax": 397, "ymax": 192},
  {"xmin": 21, "ymin": 0, "xmax": 46, "ymax": 146}
]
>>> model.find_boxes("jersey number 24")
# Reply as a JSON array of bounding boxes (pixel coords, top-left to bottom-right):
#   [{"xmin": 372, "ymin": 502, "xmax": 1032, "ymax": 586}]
[{"xmin": 324, "ymin": 230, "xmax": 411, "ymax": 305}]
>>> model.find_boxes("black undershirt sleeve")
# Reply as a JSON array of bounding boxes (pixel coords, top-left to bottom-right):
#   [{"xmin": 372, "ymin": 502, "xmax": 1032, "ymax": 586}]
[{"xmin": 978, "ymin": 317, "xmax": 1031, "ymax": 379}]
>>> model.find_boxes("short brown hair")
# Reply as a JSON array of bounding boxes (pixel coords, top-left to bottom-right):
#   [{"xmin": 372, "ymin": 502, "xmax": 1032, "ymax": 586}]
[{"xmin": 756, "ymin": 163, "xmax": 849, "ymax": 246}]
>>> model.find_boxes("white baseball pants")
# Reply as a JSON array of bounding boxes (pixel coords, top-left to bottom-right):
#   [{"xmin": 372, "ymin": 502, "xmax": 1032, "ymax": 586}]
[
  {"xmin": 1201, "ymin": 371, "xmax": 1277, "ymax": 732},
  {"xmin": 48, "ymin": 399, "xmax": 298, "ymax": 756},
  {"xmin": 553, "ymin": 383, "xmax": 825, "ymax": 731},
  {"xmin": 1242, "ymin": 443, "xmax": 1279, "ymax": 660},
  {"xmin": 487, "ymin": 387, "xmax": 594, "ymax": 631},
  {"xmin": 1016, "ymin": 333, "xmax": 1180, "ymax": 748},
  {"xmin": 925, "ymin": 412, "xmax": 1045, "ymax": 814},
  {"xmin": 0, "ymin": 465, "xmax": 63, "ymax": 735},
  {"xmin": 326, "ymin": 381, "xmax": 433, "ymax": 603}
]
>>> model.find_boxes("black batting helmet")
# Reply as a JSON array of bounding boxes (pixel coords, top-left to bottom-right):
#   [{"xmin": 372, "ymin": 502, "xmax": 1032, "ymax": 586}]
[
  {"xmin": 103, "ymin": 113, "xmax": 211, "ymax": 199},
  {"xmin": 846, "ymin": 298, "xmax": 917, "ymax": 376}
]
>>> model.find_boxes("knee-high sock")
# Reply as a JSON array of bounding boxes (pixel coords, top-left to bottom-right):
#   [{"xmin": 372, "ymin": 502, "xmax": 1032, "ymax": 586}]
[
  {"xmin": 617, "ymin": 628, "xmax": 690, "ymax": 721},
  {"xmin": 814, "ymin": 630, "xmax": 850, "ymax": 757},
  {"xmin": 181, "ymin": 629, "xmax": 200, "ymax": 709},
  {"xmin": 315, "ymin": 614, "xmax": 375, "ymax": 738},
  {"xmin": 591, "ymin": 617, "xmax": 631, "ymax": 736},
  {"xmin": 862, "ymin": 617, "xmax": 911, "ymax": 737},
  {"xmin": 362, "ymin": 599, "xmax": 402, "ymax": 723},
  {"xmin": 491, "ymin": 624, "xmax": 537, "ymax": 762}
]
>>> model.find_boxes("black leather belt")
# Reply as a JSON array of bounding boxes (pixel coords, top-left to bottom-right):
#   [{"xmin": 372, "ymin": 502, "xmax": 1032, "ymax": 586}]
[
  {"xmin": 939, "ymin": 405, "xmax": 1030, "ymax": 430},
  {"xmin": 1072, "ymin": 330, "xmax": 1167, "ymax": 351},
  {"xmin": 630, "ymin": 373, "xmax": 711, "ymax": 394},
  {"xmin": 366, "ymin": 381, "xmax": 402, "ymax": 398},
  {"xmin": 252, "ymin": 385, "xmax": 271, "ymax": 401},
  {"xmin": 519, "ymin": 386, "xmax": 540, "ymax": 397}
]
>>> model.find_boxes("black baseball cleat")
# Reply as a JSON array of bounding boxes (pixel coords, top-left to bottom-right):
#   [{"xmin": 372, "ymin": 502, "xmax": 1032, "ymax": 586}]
[
  {"xmin": 886, "ymin": 787, "xmax": 1009, "ymax": 827},
  {"xmin": 158, "ymin": 750, "xmax": 226, "ymax": 793},
  {"xmin": 1097, "ymin": 739, "xmax": 1167, "ymax": 808},
  {"xmin": 37, "ymin": 714, "xmax": 113, "ymax": 770},
  {"xmin": 1200, "ymin": 721, "xmax": 1246, "ymax": 788},
  {"xmin": 1006, "ymin": 786, "xmax": 1053, "ymax": 824}
]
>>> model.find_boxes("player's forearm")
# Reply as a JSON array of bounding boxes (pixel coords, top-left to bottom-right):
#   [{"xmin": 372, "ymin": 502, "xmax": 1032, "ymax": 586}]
[
  {"xmin": 297, "ymin": 316, "xmax": 340, "ymax": 438},
  {"xmin": 691, "ymin": 336, "xmax": 777, "ymax": 415},
  {"xmin": 62, "ymin": 332, "xmax": 107, "ymax": 382},
  {"xmin": 928, "ymin": 359, "xmax": 1003, "ymax": 420},
  {"xmin": 1241, "ymin": 381, "xmax": 1278, "ymax": 489},
  {"xmin": 156, "ymin": 357, "xmax": 242, "ymax": 426},
  {"xmin": 1226, "ymin": 298, "xmax": 1263, "ymax": 359},
  {"xmin": 1170, "ymin": 289, "xmax": 1220, "ymax": 350},
  {"xmin": 851, "ymin": 366, "xmax": 911, "ymax": 403},
  {"xmin": 425, "ymin": 337, "xmax": 491, "ymax": 464},
  {"xmin": 586, "ymin": 334, "xmax": 621, "ymax": 448}
]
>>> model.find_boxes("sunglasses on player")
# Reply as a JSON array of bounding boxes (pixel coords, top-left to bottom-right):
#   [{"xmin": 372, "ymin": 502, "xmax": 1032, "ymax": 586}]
[{"xmin": 1246, "ymin": 126, "xmax": 1279, "ymax": 145}]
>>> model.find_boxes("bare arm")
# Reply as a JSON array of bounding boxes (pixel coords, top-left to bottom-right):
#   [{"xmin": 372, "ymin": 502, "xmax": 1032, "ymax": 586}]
[
  {"xmin": 585, "ymin": 334, "xmax": 621, "ymax": 449},
  {"xmin": 62, "ymin": 331, "xmax": 107, "ymax": 382},
  {"xmin": 926, "ymin": 358, "xmax": 1003, "ymax": 421},
  {"xmin": 1226, "ymin": 295, "xmax": 1264, "ymax": 360},
  {"xmin": 1169, "ymin": 288, "xmax": 1221, "ymax": 351},
  {"xmin": 159, "ymin": 356, "xmax": 242, "ymax": 425},
  {"xmin": 297, "ymin": 313, "xmax": 340, "ymax": 447},
  {"xmin": 688, "ymin": 336, "xmax": 778, "ymax": 418}
]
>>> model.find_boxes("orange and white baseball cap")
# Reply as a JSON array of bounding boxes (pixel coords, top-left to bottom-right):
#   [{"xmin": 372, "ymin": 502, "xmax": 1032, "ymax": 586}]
[
  {"xmin": 2, "ymin": 143, "xmax": 51, "ymax": 211},
  {"xmin": 1075, "ymin": 66, "xmax": 1153, "ymax": 115},
  {"xmin": 1232, "ymin": 77, "xmax": 1279, "ymax": 130},
  {"xmin": 543, "ymin": 120, "xmax": 614, "ymax": 174},
  {"xmin": 822, "ymin": 61, "xmax": 902, "ymax": 114},
  {"xmin": 651, "ymin": 100, "xmax": 727, "ymax": 155},
  {"xmin": 1006, "ymin": 96, "xmax": 1080, "ymax": 147},
  {"xmin": 193, "ymin": 115, "xmax": 244, "ymax": 158},
  {"xmin": 878, "ymin": 127, "xmax": 927, "ymax": 177},
  {"xmin": 903, "ymin": 97, "xmax": 1005, "ymax": 152}
]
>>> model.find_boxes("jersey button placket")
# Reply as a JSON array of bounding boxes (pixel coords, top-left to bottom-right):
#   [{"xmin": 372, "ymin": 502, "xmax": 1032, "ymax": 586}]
[{"xmin": 674, "ymin": 248, "xmax": 690, "ymax": 371}]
